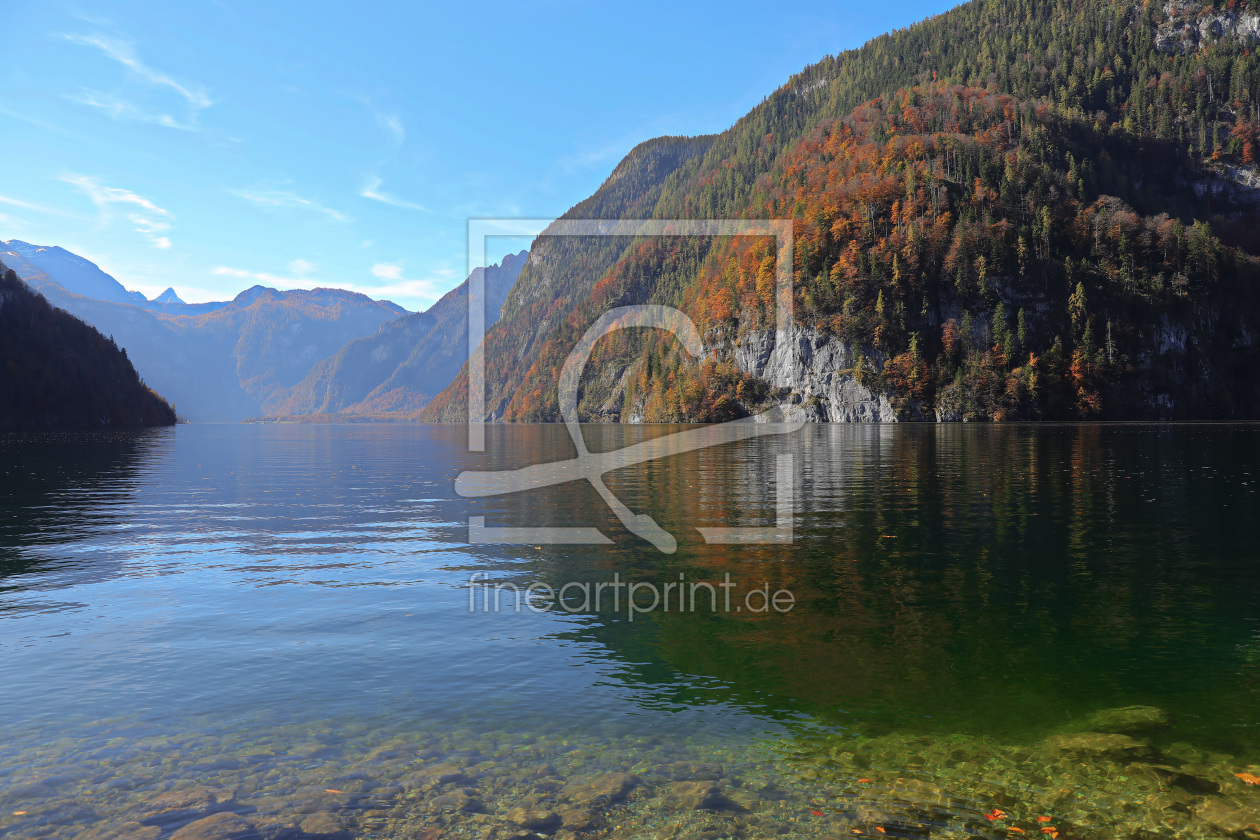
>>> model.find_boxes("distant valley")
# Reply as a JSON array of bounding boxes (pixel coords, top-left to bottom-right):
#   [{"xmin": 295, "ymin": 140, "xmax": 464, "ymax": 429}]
[{"xmin": 269, "ymin": 252, "xmax": 525, "ymax": 419}]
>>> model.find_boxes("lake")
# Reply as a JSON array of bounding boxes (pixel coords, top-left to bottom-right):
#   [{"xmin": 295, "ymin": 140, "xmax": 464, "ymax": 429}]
[{"xmin": 2, "ymin": 423, "xmax": 1259, "ymax": 840}]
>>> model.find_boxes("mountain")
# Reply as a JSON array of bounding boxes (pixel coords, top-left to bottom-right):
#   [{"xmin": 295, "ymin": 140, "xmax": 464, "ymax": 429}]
[
  {"xmin": 4, "ymin": 240, "xmax": 232, "ymax": 316},
  {"xmin": 424, "ymin": 0, "xmax": 1260, "ymax": 423},
  {"xmin": 153, "ymin": 287, "xmax": 184, "ymax": 305},
  {"xmin": 31, "ymin": 279, "xmax": 408, "ymax": 422},
  {"xmin": 268, "ymin": 251, "xmax": 527, "ymax": 419},
  {"xmin": 1, "ymin": 239, "xmax": 150, "ymax": 307},
  {"xmin": 0, "ymin": 261, "xmax": 175, "ymax": 430},
  {"xmin": 420, "ymin": 134, "xmax": 717, "ymax": 421}
]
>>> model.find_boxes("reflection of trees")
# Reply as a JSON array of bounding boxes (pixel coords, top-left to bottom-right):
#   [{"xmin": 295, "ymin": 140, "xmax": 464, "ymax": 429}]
[
  {"xmin": 513, "ymin": 424, "xmax": 1260, "ymax": 753},
  {"xmin": 0, "ymin": 429, "xmax": 173, "ymax": 591}
]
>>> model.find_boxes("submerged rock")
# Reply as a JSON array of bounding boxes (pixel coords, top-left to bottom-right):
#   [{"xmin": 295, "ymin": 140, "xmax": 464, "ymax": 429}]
[
  {"xmin": 663, "ymin": 761, "xmax": 723, "ymax": 781},
  {"xmin": 559, "ymin": 772, "xmax": 641, "ymax": 808},
  {"xmin": 556, "ymin": 807, "xmax": 602, "ymax": 832},
  {"xmin": 168, "ymin": 813, "xmax": 262, "ymax": 840},
  {"xmin": 297, "ymin": 811, "xmax": 352, "ymax": 839},
  {"xmin": 1194, "ymin": 796, "xmax": 1260, "ymax": 834},
  {"xmin": 662, "ymin": 781, "xmax": 728, "ymax": 810},
  {"xmin": 406, "ymin": 763, "xmax": 469, "ymax": 788},
  {"xmin": 505, "ymin": 807, "xmax": 561, "ymax": 831},
  {"xmin": 428, "ymin": 789, "xmax": 484, "ymax": 813},
  {"xmin": 1080, "ymin": 705, "xmax": 1170, "ymax": 735},
  {"xmin": 1041, "ymin": 732, "xmax": 1156, "ymax": 761},
  {"xmin": 884, "ymin": 777, "xmax": 952, "ymax": 808},
  {"xmin": 135, "ymin": 787, "xmax": 235, "ymax": 827},
  {"xmin": 1127, "ymin": 762, "xmax": 1222, "ymax": 796},
  {"xmin": 73, "ymin": 823, "xmax": 160, "ymax": 840}
]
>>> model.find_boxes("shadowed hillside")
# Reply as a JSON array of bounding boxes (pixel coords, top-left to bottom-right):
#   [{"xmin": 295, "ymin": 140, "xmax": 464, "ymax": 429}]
[{"xmin": 0, "ymin": 262, "xmax": 175, "ymax": 430}]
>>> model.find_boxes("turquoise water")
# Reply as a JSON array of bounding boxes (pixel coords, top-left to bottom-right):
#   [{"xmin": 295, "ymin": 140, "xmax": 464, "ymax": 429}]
[{"xmin": 3, "ymin": 423, "xmax": 1260, "ymax": 839}]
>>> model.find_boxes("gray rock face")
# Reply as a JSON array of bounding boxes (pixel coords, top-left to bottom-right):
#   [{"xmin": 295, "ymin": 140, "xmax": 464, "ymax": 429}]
[
  {"xmin": 732, "ymin": 327, "xmax": 898, "ymax": 422},
  {"xmin": 1156, "ymin": 0, "xmax": 1260, "ymax": 53}
]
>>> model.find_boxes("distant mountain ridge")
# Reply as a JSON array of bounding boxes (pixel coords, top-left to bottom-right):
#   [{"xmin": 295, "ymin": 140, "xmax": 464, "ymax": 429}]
[
  {"xmin": 3, "ymin": 237, "xmax": 523, "ymax": 423},
  {"xmin": 268, "ymin": 251, "xmax": 527, "ymax": 418},
  {"xmin": 1, "ymin": 239, "xmax": 150, "ymax": 307},
  {"xmin": 3, "ymin": 241, "xmax": 411, "ymax": 422},
  {"xmin": 0, "ymin": 260, "xmax": 175, "ymax": 430},
  {"xmin": 32, "ymin": 280, "xmax": 407, "ymax": 422},
  {"xmin": 2, "ymin": 239, "xmax": 228, "ymax": 315}
]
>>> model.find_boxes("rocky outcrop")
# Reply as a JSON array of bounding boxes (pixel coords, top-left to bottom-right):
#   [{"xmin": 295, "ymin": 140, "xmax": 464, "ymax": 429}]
[
  {"xmin": 732, "ymin": 327, "xmax": 900, "ymax": 422},
  {"xmin": 1156, "ymin": 0, "xmax": 1260, "ymax": 53}
]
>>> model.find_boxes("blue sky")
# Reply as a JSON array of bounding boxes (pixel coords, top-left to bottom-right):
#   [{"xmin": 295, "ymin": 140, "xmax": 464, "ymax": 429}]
[{"xmin": 1, "ymin": 1, "xmax": 957, "ymax": 311}]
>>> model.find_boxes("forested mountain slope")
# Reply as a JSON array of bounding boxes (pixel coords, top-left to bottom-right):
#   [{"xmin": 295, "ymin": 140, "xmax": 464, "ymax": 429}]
[
  {"xmin": 421, "ymin": 134, "xmax": 717, "ymax": 421},
  {"xmin": 424, "ymin": 0, "xmax": 1260, "ymax": 422},
  {"xmin": 0, "ymin": 262, "xmax": 175, "ymax": 430}
]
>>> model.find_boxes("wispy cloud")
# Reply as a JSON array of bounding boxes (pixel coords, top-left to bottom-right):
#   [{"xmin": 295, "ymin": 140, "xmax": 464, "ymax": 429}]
[
  {"xmin": 212, "ymin": 259, "xmax": 317, "ymax": 287},
  {"xmin": 70, "ymin": 89, "xmax": 197, "ymax": 130},
  {"xmin": 559, "ymin": 140, "xmax": 631, "ymax": 173},
  {"xmin": 61, "ymin": 174, "xmax": 173, "ymax": 248},
  {"xmin": 371, "ymin": 262, "xmax": 405, "ymax": 281},
  {"xmin": 365, "ymin": 261, "xmax": 453, "ymax": 303},
  {"xmin": 232, "ymin": 187, "xmax": 349, "ymax": 222},
  {"xmin": 0, "ymin": 194, "xmax": 81, "ymax": 218},
  {"xmin": 352, "ymin": 94, "xmax": 405, "ymax": 145},
  {"xmin": 212, "ymin": 258, "xmax": 449, "ymax": 308},
  {"xmin": 360, "ymin": 175, "xmax": 431, "ymax": 212},
  {"xmin": 61, "ymin": 33, "xmax": 212, "ymax": 107},
  {"xmin": 67, "ymin": 11, "xmax": 116, "ymax": 28},
  {"xmin": 0, "ymin": 103, "xmax": 89, "ymax": 141},
  {"xmin": 60, "ymin": 32, "xmax": 213, "ymax": 129},
  {"xmin": 378, "ymin": 112, "xmax": 405, "ymax": 143}
]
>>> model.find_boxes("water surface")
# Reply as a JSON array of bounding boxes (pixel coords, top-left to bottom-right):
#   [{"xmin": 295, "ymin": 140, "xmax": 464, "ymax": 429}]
[{"xmin": 2, "ymin": 423, "xmax": 1259, "ymax": 839}]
